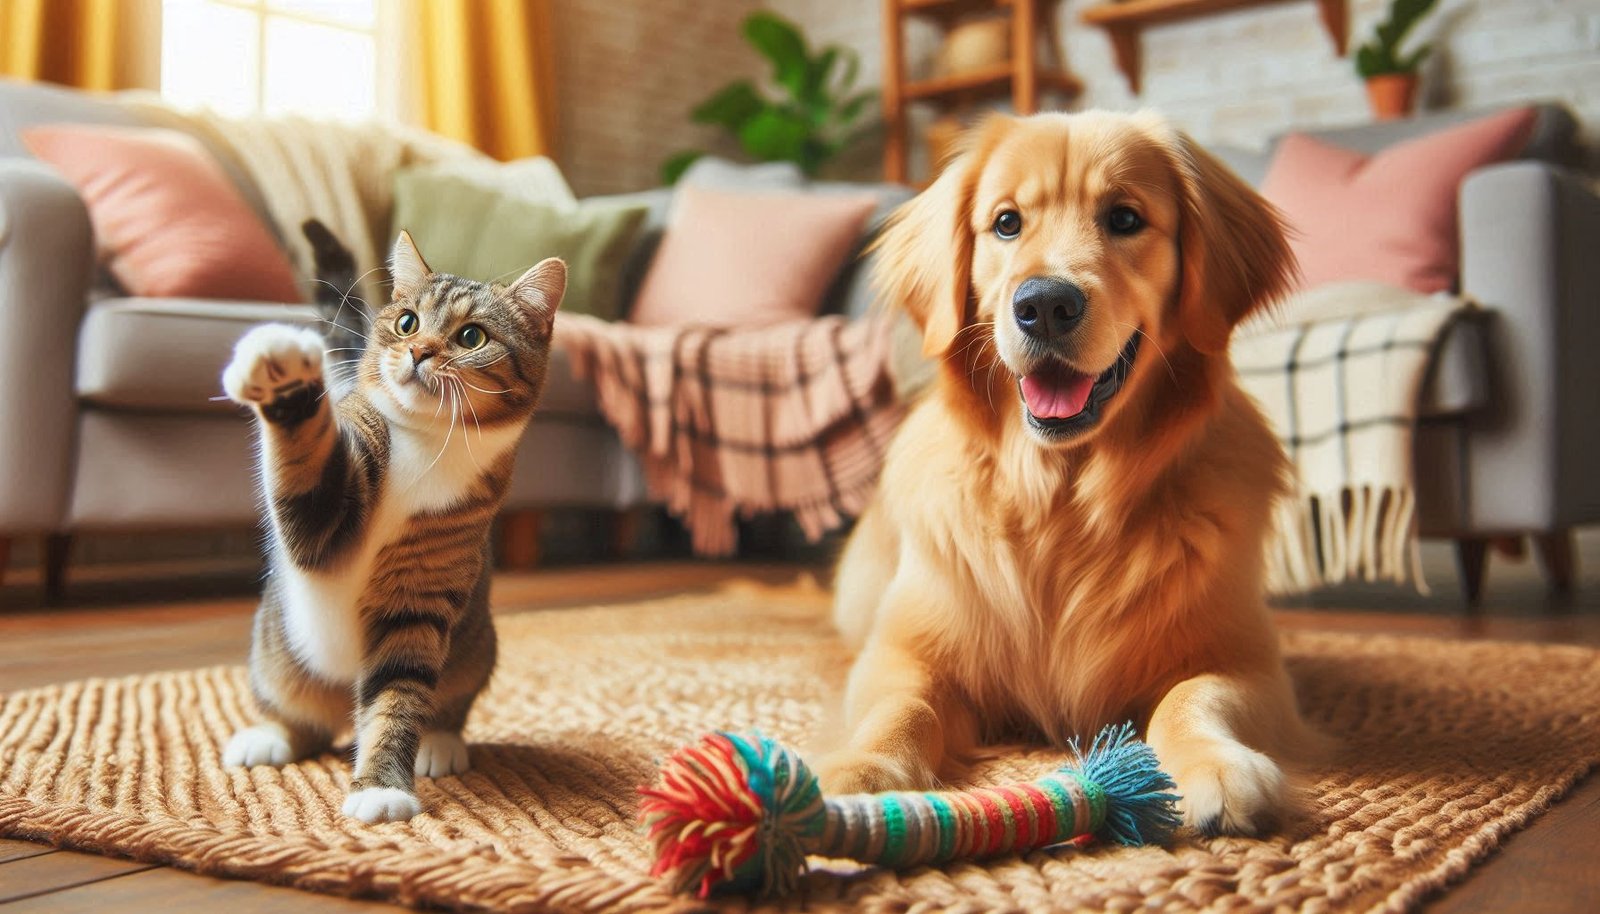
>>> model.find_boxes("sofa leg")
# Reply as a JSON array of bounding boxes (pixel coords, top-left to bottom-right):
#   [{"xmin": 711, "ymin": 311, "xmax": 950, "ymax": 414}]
[
  {"xmin": 1454, "ymin": 537, "xmax": 1489, "ymax": 606},
  {"xmin": 499, "ymin": 510, "xmax": 544, "ymax": 571},
  {"xmin": 610, "ymin": 508, "xmax": 644, "ymax": 560},
  {"xmin": 1533, "ymin": 529, "xmax": 1576, "ymax": 597},
  {"xmin": 43, "ymin": 534, "xmax": 71, "ymax": 604}
]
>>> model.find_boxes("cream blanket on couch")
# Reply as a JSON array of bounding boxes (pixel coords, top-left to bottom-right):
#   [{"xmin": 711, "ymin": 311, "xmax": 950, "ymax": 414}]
[
  {"xmin": 1233, "ymin": 282, "xmax": 1478, "ymax": 594},
  {"xmin": 122, "ymin": 98, "xmax": 484, "ymax": 307}
]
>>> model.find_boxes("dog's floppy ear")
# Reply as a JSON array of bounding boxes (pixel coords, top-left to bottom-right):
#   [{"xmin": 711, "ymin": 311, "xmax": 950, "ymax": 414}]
[
  {"xmin": 1171, "ymin": 133, "xmax": 1298, "ymax": 353},
  {"xmin": 872, "ymin": 154, "xmax": 976, "ymax": 358}
]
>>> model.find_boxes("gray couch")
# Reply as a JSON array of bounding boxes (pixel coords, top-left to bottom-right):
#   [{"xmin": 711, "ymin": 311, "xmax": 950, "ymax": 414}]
[
  {"xmin": 1214, "ymin": 104, "xmax": 1598, "ymax": 601},
  {"xmin": 1, "ymin": 78, "xmax": 1594, "ymax": 603},
  {"xmin": 0, "ymin": 78, "xmax": 910, "ymax": 592}
]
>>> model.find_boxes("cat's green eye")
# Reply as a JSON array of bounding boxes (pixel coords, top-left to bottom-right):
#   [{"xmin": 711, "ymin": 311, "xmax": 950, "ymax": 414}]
[
  {"xmin": 456, "ymin": 325, "xmax": 488, "ymax": 349},
  {"xmin": 395, "ymin": 310, "xmax": 420, "ymax": 337}
]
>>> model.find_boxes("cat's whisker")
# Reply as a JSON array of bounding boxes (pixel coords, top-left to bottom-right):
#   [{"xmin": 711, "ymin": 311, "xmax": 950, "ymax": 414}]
[
  {"xmin": 457, "ymin": 378, "xmax": 511, "ymax": 396},
  {"xmin": 413, "ymin": 387, "xmax": 459, "ymax": 485},
  {"xmin": 318, "ymin": 317, "xmax": 371, "ymax": 343},
  {"xmin": 455, "ymin": 377, "xmax": 488, "ymax": 444},
  {"xmin": 448, "ymin": 382, "xmax": 483, "ymax": 468}
]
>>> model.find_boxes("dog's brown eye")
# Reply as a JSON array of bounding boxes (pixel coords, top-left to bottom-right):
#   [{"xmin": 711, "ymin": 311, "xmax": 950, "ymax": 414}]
[
  {"xmin": 993, "ymin": 210, "xmax": 1022, "ymax": 239},
  {"xmin": 1107, "ymin": 206, "xmax": 1144, "ymax": 235}
]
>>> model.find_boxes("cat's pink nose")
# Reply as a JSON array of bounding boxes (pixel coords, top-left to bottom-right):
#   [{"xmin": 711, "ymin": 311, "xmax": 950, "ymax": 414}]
[{"xmin": 409, "ymin": 344, "xmax": 436, "ymax": 366}]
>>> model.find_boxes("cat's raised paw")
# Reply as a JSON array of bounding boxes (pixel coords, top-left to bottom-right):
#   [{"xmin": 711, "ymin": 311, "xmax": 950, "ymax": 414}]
[
  {"xmin": 342, "ymin": 787, "xmax": 423, "ymax": 823},
  {"xmin": 223, "ymin": 724, "xmax": 295, "ymax": 768},
  {"xmin": 223, "ymin": 324, "xmax": 327, "ymax": 412},
  {"xmin": 415, "ymin": 731, "xmax": 471, "ymax": 778}
]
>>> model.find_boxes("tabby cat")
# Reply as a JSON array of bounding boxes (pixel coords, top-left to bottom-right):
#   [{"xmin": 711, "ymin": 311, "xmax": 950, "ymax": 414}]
[{"xmin": 220, "ymin": 229, "xmax": 566, "ymax": 823}]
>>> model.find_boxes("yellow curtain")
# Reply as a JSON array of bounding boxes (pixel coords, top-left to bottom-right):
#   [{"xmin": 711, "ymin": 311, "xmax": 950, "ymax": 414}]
[
  {"xmin": 414, "ymin": 0, "xmax": 557, "ymax": 161},
  {"xmin": 0, "ymin": 0, "xmax": 151, "ymax": 90}
]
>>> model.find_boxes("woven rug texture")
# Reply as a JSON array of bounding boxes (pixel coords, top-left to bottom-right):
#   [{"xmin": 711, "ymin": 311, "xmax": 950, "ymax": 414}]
[{"xmin": 2, "ymin": 582, "xmax": 1598, "ymax": 913}]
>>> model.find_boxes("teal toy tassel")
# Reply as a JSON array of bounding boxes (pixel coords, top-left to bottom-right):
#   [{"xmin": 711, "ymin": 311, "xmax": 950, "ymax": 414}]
[{"xmin": 639, "ymin": 722, "xmax": 1182, "ymax": 898}]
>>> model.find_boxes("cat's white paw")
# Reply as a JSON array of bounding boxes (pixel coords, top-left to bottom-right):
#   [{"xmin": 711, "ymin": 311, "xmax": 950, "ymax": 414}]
[
  {"xmin": 414, "ymin": 731, "xmax": 471, "ymax": 778},
  {"xmin": 342, "ymin": 786, "xmax": 423, "ymax": 823},
  {"xmin": 223, "ymin": 725, "xmax": 295, "ymax": 768},
  {"xmin": 223, "ymin": 323, "xmax": 326, "ymax": 407}
]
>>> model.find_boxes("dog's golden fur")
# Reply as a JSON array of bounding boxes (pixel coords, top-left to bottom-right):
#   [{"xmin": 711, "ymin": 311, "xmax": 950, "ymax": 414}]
[{"xmin": 823, "ymin": 111, "xmax": 1317, "ymax": 835}]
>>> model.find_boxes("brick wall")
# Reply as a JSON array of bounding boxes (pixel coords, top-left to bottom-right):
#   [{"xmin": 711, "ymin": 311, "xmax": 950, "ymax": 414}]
[
  {"xmin": 764, "ymin": 0, "xmax": 1600, "ymax": 177},
  {"xmin": 550, "ymin": 0, "xmax": 764, "ymax": 195}
]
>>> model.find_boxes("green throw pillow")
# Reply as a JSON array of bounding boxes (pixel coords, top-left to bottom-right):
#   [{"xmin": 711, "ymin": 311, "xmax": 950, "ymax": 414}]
[{"xmin": 392, "ymin": 169, "xmax": 647, "ymax": 321}]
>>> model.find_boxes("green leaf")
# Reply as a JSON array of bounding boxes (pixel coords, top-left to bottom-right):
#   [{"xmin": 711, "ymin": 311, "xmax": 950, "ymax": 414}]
[
  {"xmin": 802, "ymin": 47, "xmax": 838, "ymax": 105},
  {"xmin": 660, "ymin": 150, "xmax": 704, "ymax": 185},
  {"xmin": 743, "ymin": 11, "xmax": 810, "ymax": 99},
  {"xmin": 834, "ymin": 89, "xmax": 877, "ymax": 126},
  {"xmin": 737, "ymin": 108, "xmax": 813, "ymax": 163},
  {"xmin": 691, "ymin": 81, "xmax": 764, "ymax": 130},
  {"xmin": 837, "ymin": 47, "xmax": 860, "ymax": 93}
]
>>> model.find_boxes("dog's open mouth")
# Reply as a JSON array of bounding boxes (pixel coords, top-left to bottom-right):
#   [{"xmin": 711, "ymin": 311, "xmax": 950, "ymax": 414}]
[{"xmin": 1018, "ymin": 334, "xmax": 1141, "ymax": 438}]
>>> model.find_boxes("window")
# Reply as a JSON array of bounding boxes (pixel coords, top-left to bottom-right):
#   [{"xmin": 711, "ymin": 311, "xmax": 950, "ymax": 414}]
[{"xmin": 160, "ymin": 0, "xmax": 380, "ymax": 120}]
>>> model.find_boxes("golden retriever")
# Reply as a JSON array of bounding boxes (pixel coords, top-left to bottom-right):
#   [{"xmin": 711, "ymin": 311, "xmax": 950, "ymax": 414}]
[{"xmin": 821, "ymin": 110, "xmax": 1315, "ymax": 836}]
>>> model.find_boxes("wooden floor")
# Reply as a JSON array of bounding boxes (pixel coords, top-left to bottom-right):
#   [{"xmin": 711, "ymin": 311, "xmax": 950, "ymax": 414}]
[{"xmin": 1, "ymin": 559, "xmax": 1597, "ymax": 912}]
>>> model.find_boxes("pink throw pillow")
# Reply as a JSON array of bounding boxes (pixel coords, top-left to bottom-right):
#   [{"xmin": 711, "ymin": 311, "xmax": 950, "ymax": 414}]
[
  {"xmin": 1261, "ymin": 107, "xmax": 1537, "ymax": 294},
  {"xmin": 630, "ymin": 186, "xmax": 877, "ymax": 327},
  {"xmin": 23, "ymin": 125, "xmax": 303, "ymax": 303}
]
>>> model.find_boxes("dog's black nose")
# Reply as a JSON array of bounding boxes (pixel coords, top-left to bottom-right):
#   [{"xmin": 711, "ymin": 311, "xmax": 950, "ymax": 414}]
[{"xmin": 1013, "ymin": 277, "xmax": 1086, "ymax": 341}]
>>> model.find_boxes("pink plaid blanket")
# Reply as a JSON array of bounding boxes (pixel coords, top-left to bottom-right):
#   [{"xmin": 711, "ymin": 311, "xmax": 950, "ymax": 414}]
[{"xmin": 557, "ymin": 314, "xmax": 904, "ymax": 555}]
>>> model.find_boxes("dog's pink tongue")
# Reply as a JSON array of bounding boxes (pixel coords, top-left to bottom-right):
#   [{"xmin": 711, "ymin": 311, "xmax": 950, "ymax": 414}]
[{"xmin": 1022, "ymin": 369, "xmax": 1095, "ymax": 419}]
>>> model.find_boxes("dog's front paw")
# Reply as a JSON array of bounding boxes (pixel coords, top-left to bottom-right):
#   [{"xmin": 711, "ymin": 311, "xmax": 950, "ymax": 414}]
[
  {"xmin": 1171, "ymin": 741, "xmax": 1287, "ymax": 837},
  {"xmin": 342, "ymin": 786, "xmax": 423, "ymax": 823},
  {"xmin": 223, "ymin": 324, "xmax": 326, "ymax": 413},
  {"xmin": 812, "ymin": 749, "xmax": 935, "ymax": 795}
]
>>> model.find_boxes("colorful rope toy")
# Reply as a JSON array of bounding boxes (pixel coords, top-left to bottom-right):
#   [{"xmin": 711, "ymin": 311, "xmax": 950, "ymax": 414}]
[{"xmin": 639, "ymin": 722, "xmax": 1182, "ymax": 897}]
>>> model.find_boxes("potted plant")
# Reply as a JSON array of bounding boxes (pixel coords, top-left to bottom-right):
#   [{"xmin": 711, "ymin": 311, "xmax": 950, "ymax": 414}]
[
  {"xmin": 1354, "ymin": 0, "xmax": 1439, "ymax": 120},
  {"xmin": 661, "ymin": 12, "xmax": 875, "ymax": 183}
]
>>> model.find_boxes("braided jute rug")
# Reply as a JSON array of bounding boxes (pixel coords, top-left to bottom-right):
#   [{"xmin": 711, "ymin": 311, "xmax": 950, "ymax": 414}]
[{"xmin": 3, "ymin": 581, "xmax": 1599, "ymax": 913}]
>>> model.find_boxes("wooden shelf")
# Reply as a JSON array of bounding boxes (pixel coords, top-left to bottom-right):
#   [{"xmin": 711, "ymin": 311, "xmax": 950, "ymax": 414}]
[
  {"xmin": 1081, "ymin": 0, "xmax": 1347, "ymax": 94},
  {"xmin": 900, "ymin": 0, "xmax": 1016, "ymax": 23},
  {"xmin": 882, "ymin": 0, "xmax": 1075, "ymax": 184},
  {"xmin": 904, "ymin": 63, "xmax": 1083, "ymax": 103}
]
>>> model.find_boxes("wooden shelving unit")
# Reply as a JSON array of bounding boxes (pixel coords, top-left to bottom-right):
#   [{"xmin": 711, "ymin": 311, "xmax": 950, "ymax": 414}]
[
  {"xmin": 882, "ymin": 0, "xmax": 1080, "ymax": 184},
  {"xmin": 1081, "ymin": 0, "xmax": 1347, "ymax": 93}
]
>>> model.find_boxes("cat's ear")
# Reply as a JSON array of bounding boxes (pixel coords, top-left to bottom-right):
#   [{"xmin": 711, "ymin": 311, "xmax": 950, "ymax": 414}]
[
  {"xmin": 508, "ymin": 257, "xmax": 566, "ymax": 337},
  {"xmin": 389, "ymin": 230, "xmax": 432, "ymax": 300}
]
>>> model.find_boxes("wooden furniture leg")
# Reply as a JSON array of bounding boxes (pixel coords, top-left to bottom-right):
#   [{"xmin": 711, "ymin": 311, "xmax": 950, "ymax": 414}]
[
  {"xmin": 881, "ymin": 0, "xmax": 906, "ymax": 184},
  {"xmin": 0, "ymin": 536, "xmax": 10, "ymax": 588},
  {"xmin": 498, "ymin": 510, "xmax": 544, "ymax": 571},
  {"xmin": 1454, "ymin": 536, "xmax": 1489, "ymax": 606},
  {"xmin": 43, "ymin": 534, "xmax": 71, "ymax": 604},
  {"xmin": 610, "ymin": 508, "xmax": 644, "ymax": 560},
  {"xmin": 1533, "ymin": 529, "xmax": 1576, "ymax": 597}
]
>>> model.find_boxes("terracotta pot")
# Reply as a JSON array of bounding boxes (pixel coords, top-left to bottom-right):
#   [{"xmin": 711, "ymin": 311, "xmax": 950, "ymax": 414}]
[{"xmin": 1365, "ymin": 73, "xmax": 1419, "ymax": 121}]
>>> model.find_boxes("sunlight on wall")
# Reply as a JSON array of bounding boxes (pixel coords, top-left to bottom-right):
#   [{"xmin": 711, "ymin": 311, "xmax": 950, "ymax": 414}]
[{"xmin": 160, "ymin": 0, "xmax": 378, "ymax": 120}]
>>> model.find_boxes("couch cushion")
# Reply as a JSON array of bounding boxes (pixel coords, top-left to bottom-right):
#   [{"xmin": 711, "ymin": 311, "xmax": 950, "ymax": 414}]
[
  {"xmin": 25, "ymin": 124, "xmax": 305, "ymax": 302},
  {"xmin": 77, "ymin": 298, "xmax": 320, "ymax": 413},
  {"xmin": 1261, "ymin": 107, "xmax": 1538, "ymax": 294},
  {"xmin": 629, "ymin": 185, "xmax": 877, "ymax": 327},
  {"xmin": 77, "ymin": 296, "xmax": 602, "ymax": 418},
  {"xmin": 1275, "ymin": 102, "xmax": 1578, "ymax": 167},
  {"xmin": 393, "ymin": 170, "xmax": 648, "ymax": 320}
]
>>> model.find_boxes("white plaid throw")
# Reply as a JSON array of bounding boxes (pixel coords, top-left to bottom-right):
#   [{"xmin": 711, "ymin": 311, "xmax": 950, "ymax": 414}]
[{"xmin": 1232, "ymin": 287, "xmax": 1477, "ymax": 594}]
